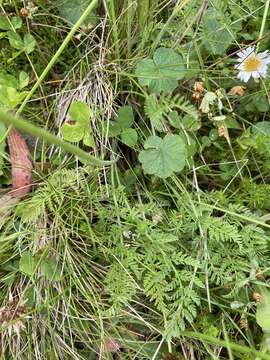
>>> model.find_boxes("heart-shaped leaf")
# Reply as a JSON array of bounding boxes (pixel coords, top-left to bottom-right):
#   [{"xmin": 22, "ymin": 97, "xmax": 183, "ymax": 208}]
[
  {"xmin": 139, "ymin": 134, "xmax": 187, "ymax": 178},
  {"xmin": 61, "ymin": 123, "xmax": 85, "ymax": 142},
  {"xmin": 60, "ymin": 101, "xmax": 92, "ymax": 143},
  {"xmin": 136, "ymin": 47, "xmax": 186, "ymax": 93}
]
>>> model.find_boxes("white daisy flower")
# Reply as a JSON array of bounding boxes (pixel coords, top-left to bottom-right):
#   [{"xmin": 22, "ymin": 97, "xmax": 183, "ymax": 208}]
[{"xmin": 235, "ymin": 45, "xmax": 270, "ymax": 82}]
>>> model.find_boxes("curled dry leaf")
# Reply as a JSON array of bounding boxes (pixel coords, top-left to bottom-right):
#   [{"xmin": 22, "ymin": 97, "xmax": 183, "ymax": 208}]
[
  {"xmin": 229, "ymin": 86, "xmax": 246, "ymax": 96},
  {"xmin": 0, "ymin": 129, "xmax": 32, "ymax": 229},
  {"xmin": 7, "ymin": 128, "xmax": 32, "ymax": 199}
]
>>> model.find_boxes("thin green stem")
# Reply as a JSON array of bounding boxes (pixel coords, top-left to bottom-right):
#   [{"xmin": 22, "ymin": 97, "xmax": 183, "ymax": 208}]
[
  {"xmin": 151, "ymin": 0, "xmax": 189, "ymax": 51},
  {"xmin": 16, "ymin": 0, "xmax": 99, "ymax": 115},
  {"xmin": 257, "ymin": 0, "xmax": 270, "ymax": 51},
  {"xmin": 180, "ymin": 331, "xmax": 270, "ymax": 360},
  {"xmin": 107, "ymin": 0, "xmax": 120, "ymax": 61},
  {"xmin": 0, "ymin": 110, "xmax": 116, "ymax": 166}
]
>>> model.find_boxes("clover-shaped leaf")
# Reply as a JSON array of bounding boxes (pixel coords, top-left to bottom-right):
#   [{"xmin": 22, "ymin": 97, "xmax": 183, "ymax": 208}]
[
  {"xmin": 0, "ymin": 16, "xmax": 22, "ymax": 30},
  {"xmin": 136, "ymin": 47, "xmax": 186, "ymax": 93},
  {"xmin": 108, "ymin": 105, "xmax": 137, "ymax": 148},
  {"xmin": 7, "ymin": 31, "xmax": 36, "ymax": 54},
  {"xmin": 139, "ymin": 134, "xmax": 187, "ymax": 178},
  {"xmin": 109, "ymin": 105, "xmax": 134, "ymax": 137}
]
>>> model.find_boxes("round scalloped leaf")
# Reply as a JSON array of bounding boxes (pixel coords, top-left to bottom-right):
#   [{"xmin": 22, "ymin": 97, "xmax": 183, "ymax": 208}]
[
  {"xmin": 136, "ymin": 47, "xmax": 186, "ymax": 93},
  {"xmin": 138, "ymin": 134, "xmax": 187, "ymax": 178}
]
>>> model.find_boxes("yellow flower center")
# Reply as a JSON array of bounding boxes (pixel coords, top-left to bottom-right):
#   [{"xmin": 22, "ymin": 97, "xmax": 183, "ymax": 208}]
[{"xmin": 243, "ymin": 55, "xmax": 262, "ymax": 72}]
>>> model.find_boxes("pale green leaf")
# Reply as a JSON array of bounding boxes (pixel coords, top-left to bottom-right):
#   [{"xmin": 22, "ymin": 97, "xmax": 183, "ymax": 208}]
[
  {"xmin": 61, "ymin": 123, "xmax": 85, "ymax": 142},
  {"xmin": 256, "ymin": 287, "xmax": 270, "ymax": 333},
  {"xmin": 139, "ymin": 134, "xmax": 187, "ymax": 178},
  {"xmin": 19, "ymin": 252, "xmax": 38, "ymax": 276},
  {"xmin": 69, "ymin": 101, "xmax": 91, "ymax": 126},
  {"xmin": 83, "ymin": 131, "xmax": 95, "ymax": 147}
]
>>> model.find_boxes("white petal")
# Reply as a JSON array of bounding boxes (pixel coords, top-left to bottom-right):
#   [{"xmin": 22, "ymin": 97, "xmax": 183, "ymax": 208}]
[
  {"xmin": 251, "ymin": 71, "xmax": 260, "ymax": 79},
  {"xmin": 259, "ymin": 68, "xmax": 267, "ymax": 78},
  {"xmin": 237, "ymin": 71, "xmax": 248, "ymax": 81},
  {"xmin": 243, "ymin": 72, "xmax": 252, "ymax": 82},
  {"xmin": 237, "ymin": 46, "xmax": 255, "ymax": 59},
  {"xmin": 235, "ymin": 62, "xmax": 245, "ymax": 70},
  {"xmin": 258, "ymin": 50, "xmax": 269, "ymax": 58}
]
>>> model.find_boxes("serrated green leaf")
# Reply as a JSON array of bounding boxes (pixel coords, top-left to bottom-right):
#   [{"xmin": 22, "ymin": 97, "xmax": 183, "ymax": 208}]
[
  {"xmin": 58, "ymin": 0, "xmax": 97, "ymax": 26},
  {"xmin": 121, "ymin": 128, "xmax": 138, "ymax": 148},
  {"xmin": 19, "ymin": 252, "xmax": 38, "ymax": 276},
  {"xmin": 11, "ymin": 16, "xmax": 22, "ymax": 30},
  {"xmin": 40, "ymin": 257, "xmax": 61, "ymax": 282},
  {"xmin": 136, "ymin": 47, "xmax": 186, "ymax": 93},
  {"xmin": 0, "ymin": 16, "xmax": 22, "ymax": 30},
  {"xmin": 7, "ymin": 31, "xmax": 24, "ymax": 50},
  {"xmin": 202, "ymin": 11, "xmax": 233, "ymax": 55},
  {"xmin": 139, "ymin": 134, "xmax": 187, "ymax": 178},
  {"xmin": 24, "ymin": 33, "xmax": 36, "ymax": 54}
]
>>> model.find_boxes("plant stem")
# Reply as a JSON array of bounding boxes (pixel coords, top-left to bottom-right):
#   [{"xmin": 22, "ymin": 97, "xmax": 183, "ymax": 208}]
[
  {"xmin": 257, "ymin": 0, "xmax": 270, "ymax": 51},
  {"xmin": 16, "ymin": 0, "xmax": 99, "ymax": 115},
  {"xmin": 180, "ymin": 331, "xmax": 270, "ymax": 360},
  {"xmin": 0, "ymin": 110, "xmax": 116, "ymax": 166},
  {"xmin": 107, "ymin": 0, "xmax": 120, "ymax": 61}
]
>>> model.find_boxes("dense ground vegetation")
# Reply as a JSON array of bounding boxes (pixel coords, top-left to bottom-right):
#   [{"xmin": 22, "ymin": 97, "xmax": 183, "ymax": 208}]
[{"xmin": 1, "ymin": 0, "xmax": 270, "ymax": 359}]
